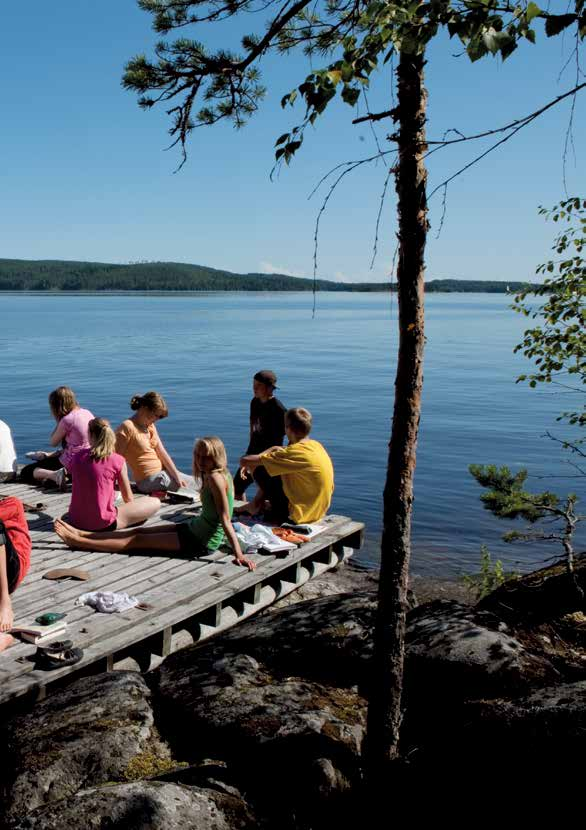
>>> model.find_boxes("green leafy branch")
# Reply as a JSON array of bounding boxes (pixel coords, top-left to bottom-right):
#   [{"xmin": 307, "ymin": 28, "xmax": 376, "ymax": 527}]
[
  {"xmin": 513, "ymin": 197, "xmax": 585, "ymax": 427},
  {"xmin": 470, "ymin": 463, "xmax": 585, "ymax": 597}
]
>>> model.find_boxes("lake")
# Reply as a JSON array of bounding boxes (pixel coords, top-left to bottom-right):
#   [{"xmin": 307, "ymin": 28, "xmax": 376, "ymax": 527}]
[{"xmin": 0, "ymin": 291, "xmax": 583, "ymax": 577}]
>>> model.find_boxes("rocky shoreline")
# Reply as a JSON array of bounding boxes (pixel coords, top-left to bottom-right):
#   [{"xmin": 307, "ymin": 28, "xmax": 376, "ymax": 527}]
[{"xmin": 3, "ymin": 556, "xmax": 586, "ymax": 827}]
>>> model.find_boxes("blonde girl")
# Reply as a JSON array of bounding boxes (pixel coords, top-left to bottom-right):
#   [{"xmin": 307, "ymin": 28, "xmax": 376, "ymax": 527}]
[
  {"xmin": 67, "ymin": 418, "xmax": 160, "ymax": 531},
  {"xmin": 55, "ymin": 436, "xmax": 256, "ymax": 571},
  {"xmin": 115, "ymin": 392, "xmax": 187, "ymax": 494},
  {"xmin": 22, "ymin": 386, "xmax": 94, "ymax": 488}
]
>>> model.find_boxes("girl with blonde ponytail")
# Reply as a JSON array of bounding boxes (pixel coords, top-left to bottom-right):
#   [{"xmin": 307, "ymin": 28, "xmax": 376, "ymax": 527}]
[
  {"xmin": 66, "ymin": 418, "xmax": 160, "ymax": 531},
  {"xmin": 55, "ymin": 436, "xmax": 256, "ymax": 571}
]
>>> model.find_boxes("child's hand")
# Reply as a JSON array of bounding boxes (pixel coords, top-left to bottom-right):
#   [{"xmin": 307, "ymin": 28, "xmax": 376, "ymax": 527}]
[
  {"xmin": 0, "ymin": 598, "xmax": 14, "ymax": 632},
  {"xmin": 235, "ymin": 555, "xmax": 256, "ymax": 571}
]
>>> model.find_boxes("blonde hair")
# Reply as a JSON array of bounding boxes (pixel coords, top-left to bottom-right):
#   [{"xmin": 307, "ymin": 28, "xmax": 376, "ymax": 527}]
[
  {"xmin": 49, "ymin": 386, "xmax": 78, "ymax": 419},
  {"xmin": 89, "ymin": 418, "xmax": 116, "ymax": 461},
  {"xmin": 130, "ymin": 391, "xmax": 169, "ymax": 419},
  {"xmin": 193, "ymin": 436, "xmax": 228, "ymax": 486},
  {"xmin": 285, "ymin": 407, "xmax": 312, "ymax": 437}
]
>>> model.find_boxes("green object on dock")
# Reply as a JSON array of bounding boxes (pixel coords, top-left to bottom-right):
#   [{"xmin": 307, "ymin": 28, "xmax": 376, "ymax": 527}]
[{"xmin": 35, "ymin": 612, "xmax": 67, "ymax": 626}]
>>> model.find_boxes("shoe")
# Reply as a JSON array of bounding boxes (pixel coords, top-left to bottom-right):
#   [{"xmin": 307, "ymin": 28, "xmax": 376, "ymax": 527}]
[
  {"xmin": 36, "ymin": 646, "xmax": 83, "ymax": 670},
  {"xmin": 37, "ymin": 639, "xmax": 74, "ymax": 654},
  {"xmin": 54, "ymin": 468, "xmax": 68, "ymax": 491}
]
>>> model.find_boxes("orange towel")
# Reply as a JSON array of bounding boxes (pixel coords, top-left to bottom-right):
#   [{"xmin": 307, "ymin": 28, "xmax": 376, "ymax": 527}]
[{"xmin": 271, "ymin": 527, "xmax": 309, "ymax": 544}]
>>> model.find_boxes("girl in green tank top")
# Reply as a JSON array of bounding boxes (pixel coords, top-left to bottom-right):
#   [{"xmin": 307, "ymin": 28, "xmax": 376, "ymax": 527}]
[
  {"xmin": 186, "ymin": 447, "xmax": 234, "ymax": 551},
  {"xmin": 53, "ymin": 436, "xmax": 256, "ymax": 571}
]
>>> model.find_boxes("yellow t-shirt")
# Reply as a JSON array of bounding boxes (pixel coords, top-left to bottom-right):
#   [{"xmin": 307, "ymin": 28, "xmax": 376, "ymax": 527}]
[
  {"xmin": 115, "ymin": 419, "xmax": 162, "ymax": 482},
  {"xmin": 260, "ymin": 439, "xmax": 334, "ymax": 523}
]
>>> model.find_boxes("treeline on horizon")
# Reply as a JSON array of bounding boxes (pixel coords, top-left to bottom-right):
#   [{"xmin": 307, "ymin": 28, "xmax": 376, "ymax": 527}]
[{"xmin": 0, "ymin": 258, "xmax": 536, "ymax": 293}]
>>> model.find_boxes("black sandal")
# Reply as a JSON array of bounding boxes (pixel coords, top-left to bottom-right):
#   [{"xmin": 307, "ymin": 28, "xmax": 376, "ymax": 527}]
[
  {"xmin": 36, "ymin": 646, "xmax": 83, "ymax": 670},
  {"xmin": 36, "ymin": 640, "xmax": 74, "ymax": 654}
]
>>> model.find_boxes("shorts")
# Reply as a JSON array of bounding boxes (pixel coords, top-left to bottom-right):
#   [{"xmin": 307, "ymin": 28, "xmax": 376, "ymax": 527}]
[
  {"xmin": 176, "ymin": 523, "xmax": 208, "ymax": 557},
  {"xmin": 0, "ymin": 521, "xmax": 20, "ymax": 594},
  {"xmin": 135, "ymin": 471, "xmax": 172, "ymax": 494},
  {"xmin": 71, "ymin": 509, "xmax": 117, "ymax": 533}
]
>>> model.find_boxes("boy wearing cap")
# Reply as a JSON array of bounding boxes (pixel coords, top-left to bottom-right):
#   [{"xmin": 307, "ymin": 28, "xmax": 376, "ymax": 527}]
[
  {"xmin": 234, "ymin": 370, "xmax": 287, "ymax": 506},
  {"xmin": 240, "ymin": 407, "xmax": 334, "ymax": 524}
]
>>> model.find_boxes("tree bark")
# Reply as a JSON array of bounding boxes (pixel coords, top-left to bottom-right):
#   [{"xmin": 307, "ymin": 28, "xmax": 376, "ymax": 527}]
[{"xmin": 365, "ymin": 48, "xmax": 428, "ymax": 775}]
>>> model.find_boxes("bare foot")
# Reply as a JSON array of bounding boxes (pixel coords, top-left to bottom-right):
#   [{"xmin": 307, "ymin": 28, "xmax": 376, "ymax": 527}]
[
  {"xmin": 0, "ymin": 633, "xmax": 15, "ymax": 653},
  {"xmin": 59, "ymin": 519, "xmax": 92, "ymax": 537},
  {"xmin": 54, "ymin": 519, "xmax": 83, "ymax": 548},
  {"xmin": 234, "ymin": 498, "xmax": 263, "ymax": 516}
]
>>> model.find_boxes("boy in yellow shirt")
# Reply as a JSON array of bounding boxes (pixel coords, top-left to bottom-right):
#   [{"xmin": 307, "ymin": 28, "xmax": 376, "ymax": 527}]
[{"xmin": 240, "ymin": 407, "xmax": 334, "ymax": 524}]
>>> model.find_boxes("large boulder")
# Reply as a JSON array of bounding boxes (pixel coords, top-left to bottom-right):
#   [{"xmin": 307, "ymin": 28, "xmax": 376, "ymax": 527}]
[
  {"xmin": 6, "ymin": 781, "xmax": 255, "ymax": 830},
  {"xmin": 2, "ymin": 672, "xmax": 171, "ymax": 822},
  {"xmin": 405, "ymin": 600, "xmax": 561, "ymax": 703},
  {"xmin": 153, "ymin": 594, "xmax": 376, "ymax": 827}
]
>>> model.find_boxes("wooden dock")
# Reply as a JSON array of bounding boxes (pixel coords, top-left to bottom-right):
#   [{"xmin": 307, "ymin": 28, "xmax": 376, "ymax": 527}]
[{"xmin": 0, "ymin": 481, "xmax": 364, "ymax": 712}]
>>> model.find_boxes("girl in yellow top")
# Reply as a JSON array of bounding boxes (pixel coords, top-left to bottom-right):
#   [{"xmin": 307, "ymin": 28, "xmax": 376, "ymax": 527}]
[
  {"xmin": 115, "ymin": 392, "xmax": 188, "ymax": 494},
  {"xmin": 240, "ymin": 407, "xmax": 334, "ymax": 524}
]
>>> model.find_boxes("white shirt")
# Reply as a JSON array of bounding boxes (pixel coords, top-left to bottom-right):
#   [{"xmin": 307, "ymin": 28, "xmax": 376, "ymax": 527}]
[{"xmin": 0, "ymin": 420, "xmax": 17, "ymax": 473}]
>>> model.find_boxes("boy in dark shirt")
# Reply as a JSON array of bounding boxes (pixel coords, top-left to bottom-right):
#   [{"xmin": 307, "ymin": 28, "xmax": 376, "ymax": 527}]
[{"xmin": 234, "ymin": 370, "xmax": 286, "ymax": 508}]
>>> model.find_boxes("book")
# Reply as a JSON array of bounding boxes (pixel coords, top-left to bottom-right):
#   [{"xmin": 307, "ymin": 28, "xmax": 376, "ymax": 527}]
[
  {"xmin": 12, "ymin": 620, "xmax": 68, "ymax": 645},
  {"xmin": 166, "ymin": 486, "xmax": 201, "ymax": 505}
]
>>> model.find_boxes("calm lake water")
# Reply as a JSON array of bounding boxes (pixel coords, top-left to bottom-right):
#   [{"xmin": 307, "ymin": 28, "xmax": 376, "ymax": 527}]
[{"xmin": 1, "ymin": 291, "xmax": 583, "ymax": 577}]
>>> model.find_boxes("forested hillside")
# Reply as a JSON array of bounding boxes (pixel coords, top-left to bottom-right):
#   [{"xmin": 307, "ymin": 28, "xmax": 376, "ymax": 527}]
[{"xmin": 0, "ymin": 259, "xmax": 534, "ymax": 293}]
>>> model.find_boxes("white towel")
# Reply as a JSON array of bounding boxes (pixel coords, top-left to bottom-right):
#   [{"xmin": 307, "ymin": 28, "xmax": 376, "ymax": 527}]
[{"xmin": 76, "ymin": 590, "xmax": 139, "ymax": 614}]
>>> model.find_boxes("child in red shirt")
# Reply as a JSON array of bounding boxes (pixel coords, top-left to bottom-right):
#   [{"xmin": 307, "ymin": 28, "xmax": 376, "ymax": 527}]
[{"xmin": 0, "ymin": 496, "xmax": 32, "ymax": 651}]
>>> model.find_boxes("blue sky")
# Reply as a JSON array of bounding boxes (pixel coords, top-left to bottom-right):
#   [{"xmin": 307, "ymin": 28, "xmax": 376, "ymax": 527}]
[{"xmin": 0, "ymin": 1, "xmax": 584, "ymax": 282}]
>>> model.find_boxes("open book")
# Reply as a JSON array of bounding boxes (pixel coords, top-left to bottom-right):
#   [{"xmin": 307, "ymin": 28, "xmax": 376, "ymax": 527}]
[{"xmin": 12, "ymin": 619, "xmax": 68, "ymax": 645}]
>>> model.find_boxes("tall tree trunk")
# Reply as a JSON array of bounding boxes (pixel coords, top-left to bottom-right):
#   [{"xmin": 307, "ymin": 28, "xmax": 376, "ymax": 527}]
[{"xmin": 365, "ymin": 48, "xmax": 428, "ymax": 776}]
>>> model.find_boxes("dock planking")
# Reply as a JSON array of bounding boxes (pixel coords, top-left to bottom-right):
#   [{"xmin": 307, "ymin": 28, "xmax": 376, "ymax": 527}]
[{"xmin": 0, "ymin": 480, "xmax": 364, "ymax": 711}]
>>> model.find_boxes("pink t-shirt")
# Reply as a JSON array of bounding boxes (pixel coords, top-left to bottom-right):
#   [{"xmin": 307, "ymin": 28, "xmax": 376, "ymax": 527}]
[
  {"xmin": 68, "ymin": 448, "xmax": 125, "ymax": 531},
  {"xmin": 59, "ymin": 408, "xmax": 94, "ymax": 470}
]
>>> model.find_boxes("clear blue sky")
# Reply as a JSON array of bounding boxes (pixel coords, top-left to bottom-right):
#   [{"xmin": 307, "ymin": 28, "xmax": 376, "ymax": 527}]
[{"xmin": 0, "ymin": 1, "xmax": 584, "ymax": 282}]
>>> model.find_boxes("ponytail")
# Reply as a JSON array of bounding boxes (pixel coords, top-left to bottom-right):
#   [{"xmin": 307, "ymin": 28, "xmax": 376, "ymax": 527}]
[{"xmin": 89, "ymin": 418, "xmax": 116, "ymax": 461}]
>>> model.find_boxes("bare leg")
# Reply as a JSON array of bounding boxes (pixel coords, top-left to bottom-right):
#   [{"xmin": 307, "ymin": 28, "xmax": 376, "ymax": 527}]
[
  {"xmin": 116, "ymin": 497, "xmax": 161, "ymax": 529},
  {"xmin": 54, "ymin": 518, "xmax": 181, "ymax": 554},
  {"xmin": 33, "ymin": 466, "xmax": 63, "ymax": 485},
  {"xmin": 57, "ymin": 517, "xmax": 175, "ymax": 539}
]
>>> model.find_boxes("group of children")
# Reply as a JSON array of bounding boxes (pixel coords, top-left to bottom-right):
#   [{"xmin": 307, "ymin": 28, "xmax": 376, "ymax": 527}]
[{"xmin": 0, "ymin": 370, "xmax": 335, "ymax": 651}]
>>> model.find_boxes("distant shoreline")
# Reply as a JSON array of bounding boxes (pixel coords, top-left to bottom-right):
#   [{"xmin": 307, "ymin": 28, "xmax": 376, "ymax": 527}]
[
  {"xmin": 0, "ymin": 286, "xmax": 533, "ymax": 294},
  {"xmin": 0, "ymin": 257, "xmax": 537, "ymax": 294}
]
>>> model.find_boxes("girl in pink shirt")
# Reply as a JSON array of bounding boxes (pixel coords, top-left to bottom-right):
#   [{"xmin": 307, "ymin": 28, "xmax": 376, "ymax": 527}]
[
  {"xmin": 30, "ymin": 387, "xmax": 94, "ymax": 488},
  {"xmin": 67, "ymin": 418, "xmax": 160, "ymax": 531}
]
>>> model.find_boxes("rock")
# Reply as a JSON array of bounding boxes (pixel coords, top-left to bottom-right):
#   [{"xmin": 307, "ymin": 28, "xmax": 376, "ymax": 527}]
[
  {"xmin": 2, "ymin": 672, "xmax": 171, "ymax": 822},
  {"xmin": 154, "ymin": 594, "xmax": 376, "ymax": 827},
  {"xmin": 478, "ymin": 553, "xmax": 586, "ymax": 623},
  {"xmin": 409, "ymin": 680, "xmax": 586, "ymax": 777},
  {"xmin": 405, "ymin": 600, "xmax": 561, "ymax": 703},
  {"xmin": 6, "ymin": 781, "xmax": 256, "ymax": 830}
]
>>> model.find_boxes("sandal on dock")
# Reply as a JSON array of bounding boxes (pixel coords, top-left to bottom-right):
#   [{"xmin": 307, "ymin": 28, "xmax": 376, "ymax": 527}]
[
  {"xmin": 36, "ymin": 646, "xmax": 83, "ymax": 670},
  {"xmin": 43, "ymin": 568, "xmax": 90, "ymax": 582}
]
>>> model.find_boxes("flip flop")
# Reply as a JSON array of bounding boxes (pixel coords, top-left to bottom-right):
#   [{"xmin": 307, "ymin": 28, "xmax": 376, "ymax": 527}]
[
  {"xmin": 36, "ymin": 647, "xmax": 83, "ymax": 670},
  {"xmin": 43, "ymin": 568, "xmax": 90, "ymax": 581}
]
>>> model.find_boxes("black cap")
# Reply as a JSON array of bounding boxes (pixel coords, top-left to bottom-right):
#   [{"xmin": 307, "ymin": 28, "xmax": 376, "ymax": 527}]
[{"xmin": 254, "ymin": 369, "xmax": 278, "ymax": 389}]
